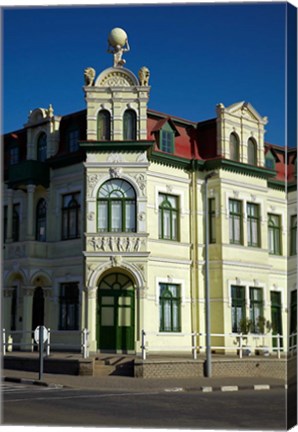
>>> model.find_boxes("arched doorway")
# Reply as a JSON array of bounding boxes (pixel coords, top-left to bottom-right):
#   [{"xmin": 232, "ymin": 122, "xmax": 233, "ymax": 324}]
[
  {"xmin": 32, "ymin": 287, "xmax": 44, "ymax": 331},
  {"xmin": 97, "ymin": 272, "xmax": 135, "ymax": 352}
]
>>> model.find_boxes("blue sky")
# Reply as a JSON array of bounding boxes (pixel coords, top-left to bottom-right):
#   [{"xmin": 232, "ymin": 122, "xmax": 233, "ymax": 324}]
[{"xmin": 2, "ymin": 3, "xmax": 288, "ymax": 146}]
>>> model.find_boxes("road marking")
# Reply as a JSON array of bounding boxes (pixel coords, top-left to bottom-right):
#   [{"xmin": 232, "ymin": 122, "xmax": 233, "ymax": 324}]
[
  {"xmin": 254, "ymin": 385, "xmax": 270, "ymax": 391},
  {"xmin": 164, "ymin": 387, "xmax": 184, "ymax": 392},
  {"xmin": 201, "ymin": 386, "xmax": 213, "ymax": 392},
  {"xmin": 221, "ymin": 386, "xmax": 239, "ymax": 392},
  {"xmin": 3, "ymin": 390, "xmax": 162, "ymax": 403}
]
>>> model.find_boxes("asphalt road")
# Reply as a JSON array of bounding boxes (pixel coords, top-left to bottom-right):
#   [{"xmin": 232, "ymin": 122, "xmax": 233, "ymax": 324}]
[{"xmin": 2, "ymin": 382, "xmax": 288, "ymax": 429}]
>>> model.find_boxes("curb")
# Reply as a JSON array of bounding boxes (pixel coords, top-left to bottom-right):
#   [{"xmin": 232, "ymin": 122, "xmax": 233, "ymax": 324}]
[
  {"xmin": 2, "ymin": 376, "xmax": 64, "ymax": 389},
  {"xmin": 2, "ymin": 377, "xmax": 286, "ymax": 393}
]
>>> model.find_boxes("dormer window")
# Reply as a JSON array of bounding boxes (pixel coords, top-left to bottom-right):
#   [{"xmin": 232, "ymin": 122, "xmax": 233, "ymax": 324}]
[
  {"xmin": 230, "ymin": 133, "xmax": 240, "ymax": 161},
  {"xmin": 10, "ymin": 146, "xmax": 19, "ymax": 165},
  {"xmin": 97, "ymin": 110, "xmax": 111, "ymax": 141},
  {"xmin": 123, "ymin": 109, "xmax": 137, "ymax": 140},
  {"xmin": 37, "ymin": 132, "xmax": 47, "ymax": 161},
  {"xmin": 247, "ymin": 138, "xmax": 257, "ymax": 165},
  {"xmin": 68, "ymin": 129, "xmax": 80, "ymax": 152},
  {"xmin": 265, "ymin": 151, "xmax": 276, "ymax": 170}
]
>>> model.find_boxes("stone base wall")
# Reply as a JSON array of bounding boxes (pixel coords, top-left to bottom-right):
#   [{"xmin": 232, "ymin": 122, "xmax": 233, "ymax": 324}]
[{"xmin": 134, "ymin": 358, "xmax": 288, "ymax": 380}]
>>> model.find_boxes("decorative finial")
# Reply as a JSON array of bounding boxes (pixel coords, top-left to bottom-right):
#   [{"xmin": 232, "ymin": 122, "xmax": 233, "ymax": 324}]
[
  {"xmin": 107, "ymin": 27, "xmax": 130, "ymax": 68},
  {"xmin": 47, "ymin": 104, "xmax": 54, "ymax": 117},
  {"xmin": 84, "ymin": 67, "xmax": 96, "ymax": 86},
  {"xmin": 138, "ymin": 66, "xmax": 150, "ymax": 86}
]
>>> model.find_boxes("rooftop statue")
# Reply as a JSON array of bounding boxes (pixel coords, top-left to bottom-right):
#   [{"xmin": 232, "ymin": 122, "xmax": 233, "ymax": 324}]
[{"xmin": 107, "ymin": 27, "xmax": 130, "ymax": 68}]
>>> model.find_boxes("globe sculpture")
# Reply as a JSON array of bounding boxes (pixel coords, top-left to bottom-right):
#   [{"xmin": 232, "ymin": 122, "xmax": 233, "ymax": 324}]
[
  {"xmin": 107, "ymin": 28, "xmax": 130, "ymax": 68},
  {"xmin": 108, "ymin": 28, "xmax": 128, "ymax": 48}
]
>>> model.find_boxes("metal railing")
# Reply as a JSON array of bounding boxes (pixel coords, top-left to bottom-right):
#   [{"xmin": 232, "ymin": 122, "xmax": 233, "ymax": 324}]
[
  {"xmin": 2, "ymin": 328, "xmax": 89, "ymax": 359},
  {"xmin": 140, "ymin": 330, "xmax": 292, "ymax": 360}
]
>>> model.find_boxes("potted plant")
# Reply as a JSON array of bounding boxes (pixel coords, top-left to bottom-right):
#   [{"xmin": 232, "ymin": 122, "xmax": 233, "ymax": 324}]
[
  {"xmin": 234, "ymin": 318, "xmax": 253, "ymax": 356},
  {"xmin": 255, "ymin": 316, "xmax": 272, "ymax": 356}
]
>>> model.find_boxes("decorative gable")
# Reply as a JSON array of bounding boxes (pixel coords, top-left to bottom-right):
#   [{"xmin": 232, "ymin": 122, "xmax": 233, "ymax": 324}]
[{"xmin": 95, "ymin": 67, "xmax": 138, "ymax": 87}]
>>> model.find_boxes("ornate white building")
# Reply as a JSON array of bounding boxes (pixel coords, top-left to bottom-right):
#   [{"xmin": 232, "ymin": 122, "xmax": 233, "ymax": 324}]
[{"xmin": 2, "ymin": 30, "xmax": 296, "ymax": 355}]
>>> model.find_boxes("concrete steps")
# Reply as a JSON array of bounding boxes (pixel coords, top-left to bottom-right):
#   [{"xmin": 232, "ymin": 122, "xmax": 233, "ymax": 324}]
[{"xmin": 93, "ymin": 356, "xmax": 134, "ymax": 377}]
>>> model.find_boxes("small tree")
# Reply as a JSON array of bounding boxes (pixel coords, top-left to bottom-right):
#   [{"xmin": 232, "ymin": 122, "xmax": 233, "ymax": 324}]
[{"xmin": 256, "ymin": 316, "xmax": 272, "ymax": 335}]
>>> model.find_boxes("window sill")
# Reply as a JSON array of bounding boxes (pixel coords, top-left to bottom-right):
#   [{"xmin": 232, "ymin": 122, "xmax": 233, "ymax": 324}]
[{"xmin": 157, "ymin": 332, "xmax": 182, "ymax": 336}]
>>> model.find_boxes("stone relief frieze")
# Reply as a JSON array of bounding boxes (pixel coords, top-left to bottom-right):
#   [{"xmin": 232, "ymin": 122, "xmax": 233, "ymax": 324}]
[
  {"xmin": 109, "ymin": 167, "xmax": 123, "ymax": 178},
  {"xmin": 88, "ymin": 236, "xmax": 144, "ymax": 253},
  {"xmin": 107, "ymin": 153, "xmax": 125, "ymax": 163},
  {"xmin": 134, "ymin": 173, "xmax": 146, "ymax": 196},
  {"xmin": 87, "ymin": 174, "xmax": 102, "ymax": 197}
]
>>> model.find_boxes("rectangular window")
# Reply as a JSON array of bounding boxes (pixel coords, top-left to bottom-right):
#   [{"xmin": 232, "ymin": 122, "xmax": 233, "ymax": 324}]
[
  {"xmin": 159, "ymin": 284, "xmax": 181, "ymax": 332},
  {"xmin": 59, "ymin": 282, "xmax": 79, "ymax": 330},
  {"xmin": 229, "ymin": 199, "xmax": 242, "ymax": 244},
  {"xmin": 268, "ymin": 214, "xmax": 282, "ymax": 255},
  {"xmin": 12, "ymin": 204, "xmax": 20, "ymax": 242},
  {"xmin": 290, "ymin": 290, "xmax": 297, "ymax": 349},
  {"xmin": 158, "ymin": 193, "xmax": 179, "ymax": 241},
  {"xmin": 68, "ymin": 129, "xmax": 80, "ymax": 152},
  {"xmin": 10, "ymin": 146, "xmax": 19, "ymax": 165},
  {"xmin": 290, "ymin": 215, "xmax": 297, "ymax": 256},
  {"xmin": 249, "ymin": 287, "xmax": 263, "ymax": 333},
  {"xmin": 209, "ymin": 198, "xmax": 216, "ymax": 244},
  {"xmin": 161, "ymin": 131, "xmax": 174, "ymax": 153},
  {"xmin": 247, "ymin": 203, "xmax": 260, "ymax": 247},
  {"xmin": 62, "ymin": 192, "xmax": 80, "ymax": 240},
  {"xmin": 231, "ymin": 286, "xmax": 245, "ymax": 333}
]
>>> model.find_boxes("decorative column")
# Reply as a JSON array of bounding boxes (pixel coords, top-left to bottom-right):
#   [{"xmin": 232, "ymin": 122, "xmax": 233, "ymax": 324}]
[
  {"xmin": 20, "ymin": 286, "xmax": 34, "ymax": 351},
  {"xmin": 2, "ymin": 287, "xmax": 14, "ymax": 330},
  {"xmin": 6, "ymin": 189, "xmax": 13, "ymax": 243},
  {"xmin": 26, "ymin": 185, "xmax": 36, "ymax": 240},
  {"xmin": 43, "ymin": 287, "xmax": 52, "ymax": 328},
  {"xmin": 86, "ymin": 287, "xmax": 97, "ymax": 352}
]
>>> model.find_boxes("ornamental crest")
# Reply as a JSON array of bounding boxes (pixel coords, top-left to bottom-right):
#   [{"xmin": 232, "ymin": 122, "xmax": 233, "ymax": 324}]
[{"xmin": 99, "ymin": 71, "xmax": 135, "ymax": 87}]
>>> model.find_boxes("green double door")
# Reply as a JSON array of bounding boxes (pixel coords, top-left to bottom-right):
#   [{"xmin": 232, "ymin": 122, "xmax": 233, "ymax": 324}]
[{"xmin": 97, "ymin": 273, "xmax": 135, "ymax": 352}]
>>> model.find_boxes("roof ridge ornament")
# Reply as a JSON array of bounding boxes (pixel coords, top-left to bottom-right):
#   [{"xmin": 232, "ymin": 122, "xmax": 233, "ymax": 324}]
[{"xmin": 107, "ymin": 27, "xmax": 130, "ymax": 68}]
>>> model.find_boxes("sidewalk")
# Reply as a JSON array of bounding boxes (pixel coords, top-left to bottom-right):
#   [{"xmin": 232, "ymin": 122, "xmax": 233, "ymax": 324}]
[{"xmin": 2, "ymin": 368, "xmax": 287, "ymax": 393}]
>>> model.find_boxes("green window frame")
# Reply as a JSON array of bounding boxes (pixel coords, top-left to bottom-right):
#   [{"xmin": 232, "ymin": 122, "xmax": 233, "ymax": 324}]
[
  {"xmin": 229, "ymin": 199, "xmax": 242, "ymax": 245},
  {"xmin": 247, "ymin": 138, "xmax": 257, "ymax": 165},
  {"xmin": 209, "ymin": 198, "xmax": 216, "ymax": 244},
  {"xmin": 290, "ymin": 290, "xmax": 297, "ymax": 349},
  {"xmin": 230, "ymin": 133, "xmax": 240, "ymax": 161},
  {"xmin": 36, "ymin": 198, "xmax": 47, "ymax": 242},
  {"xmin": 159, "ymin": 284, "xmax": 181, "ymax": 332},
  {"xmin": 290, "ymin": 215, "xmax": 297, "ymax": 256},
  {"xmin": 59, "ymin": 282, "xmax": 79, "ymax": 330},
  {"xmin": 160, "ymin": 123, "xmax": 175, "ymax": 153},
  {"xmin": 97, "ymin": 179, "xmax": 136, "ymax": 233},
  {"xmin": 123, "ymin": 109, "xmax": 137, "ymax": 140},
  {"xmin": 231, "ymin": 286, "xmax": 245, "ymax": 333},
  {"xmin": 249, "ymin": 287, "xmax": 263, "ymax": 333},
  {"xmin": 268, "ymin": 214, "xmax": 282, "ymax": 255},
  {"xmin": 97, "ymin": 110, "xmax": 111, "ymax": 140},
  {"xmin": 37, "ymin": 133, "xmax": 47, "ymax": 161},
  {"xmin": 158, "ymin": 193, "xmax": 179, "ymax": 241},
  {"xmin": 62, "ymin": 192, "xmax": 81, "ymax": 240},
  {"xmin": 68, "ymin": 129, "xmax": 80, "ymax": 152},
  {"xmin": 247, "ymin": 203, "xmax": 260, "ymax": 247}
]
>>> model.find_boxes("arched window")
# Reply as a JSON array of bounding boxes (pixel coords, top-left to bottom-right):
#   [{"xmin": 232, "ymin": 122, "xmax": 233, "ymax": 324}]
[
  {"xmin": 97, "ymin": 179, "xmax": 136, "ymax": 233},
  {"xmin": 97, "ymin": 110, "xmax": 111, "ymax": 140},
  {"xmin": 123, "ymin": 109, "xmax": 137, "ymax": 140},
  {"xmin": 247, "ymin": 138, "xmax": 257, "ymax": 165},
  {"xmin": 159, "ymin": 193, "xmax": 179, "ymax": 241},
  {"xmin": 62, "ymin": 192, "xmax": 81, "ymax": 240},
  {"xmin": 37, "ymin": 133, "xmax": 47, "ymax": 161},
  {"xmin": 36, "ymin": 199, "xmax": 47, "ymax": 242},
  {"xmin": 230, "ymin": 133, "xmax": 240, "ymax": 162}
]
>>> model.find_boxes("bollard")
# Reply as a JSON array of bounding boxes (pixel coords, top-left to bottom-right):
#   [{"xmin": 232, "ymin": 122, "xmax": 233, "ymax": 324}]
[
  {"xmin": 3, "ymin": 329, "xmax": 6, "ymax": 356},
  {"xmin": 39, "ymin": 326, "xmax": 44, "ymax": 381},
  {"xmin": 141, "ymin": 330, "xmax": 146, "ymax": 360},
  {"xmin": 192, "ymin": 333, "xmax": 197, "ymax": 360},
  {"xmin": 277, "ymin": 334, "xmax": 280, "ymax": 359},
  {"xmin": 46, "ymin": 328, "xmax": 50, "ymax": 356}
]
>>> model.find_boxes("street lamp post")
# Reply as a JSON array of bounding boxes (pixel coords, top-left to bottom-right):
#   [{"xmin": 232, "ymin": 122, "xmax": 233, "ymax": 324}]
[{"xmin": 204, "ymin": 172, "xmax": 216, "ymax": 377}]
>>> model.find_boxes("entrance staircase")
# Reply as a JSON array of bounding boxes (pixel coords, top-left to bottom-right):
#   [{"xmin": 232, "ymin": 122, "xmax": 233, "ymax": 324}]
[{"xmin": 93, "ymin": 355, "xmax": 135, "ymax": 377}]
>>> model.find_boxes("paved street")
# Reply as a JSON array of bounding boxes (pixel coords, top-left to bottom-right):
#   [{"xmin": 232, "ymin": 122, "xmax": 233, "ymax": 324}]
[{"xmin": 2, "ymin": 382, "xmax": 288, "ymax": 429}]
